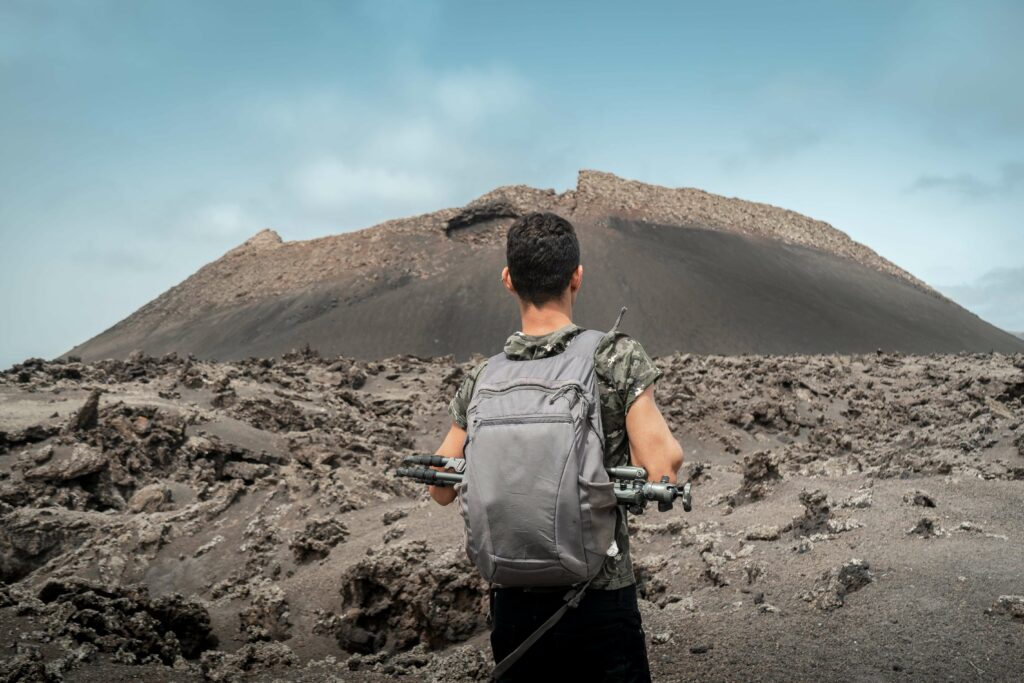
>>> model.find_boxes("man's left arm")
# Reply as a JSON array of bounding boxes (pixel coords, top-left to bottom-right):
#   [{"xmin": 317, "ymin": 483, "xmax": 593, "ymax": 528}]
[
  {"xmin": 597, "ymin": 331, "xmax": 683, "ymax": 482},
  {"xmin": 625, "ymin": 385, "xmax": 684, "ymax": 482}
]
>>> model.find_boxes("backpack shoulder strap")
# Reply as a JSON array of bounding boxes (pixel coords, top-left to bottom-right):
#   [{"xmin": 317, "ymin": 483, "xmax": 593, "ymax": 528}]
[
  {"xmin": 477, "ymin": 346, "xmax": 515, "ymax": 384},
  {"xmin": 567, "ymin": 306, "xmax": 628, "ymax": 361},
  {"xmin": 563, "ymin": 328, "xmax": 604, "ymax": 360},
  {"xmin": 491, "ymin": 575, "xmax": 598, "ymax": 680}
]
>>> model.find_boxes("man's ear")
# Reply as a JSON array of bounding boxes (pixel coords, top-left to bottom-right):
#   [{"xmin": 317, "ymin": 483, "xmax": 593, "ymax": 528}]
[
  {"xmin": 570, "ymin": 265, "xmax": 583, "ymax": 293},
  {"xmin": 501, "ymin": 266, "xmax": 516, "ymax": 295}
]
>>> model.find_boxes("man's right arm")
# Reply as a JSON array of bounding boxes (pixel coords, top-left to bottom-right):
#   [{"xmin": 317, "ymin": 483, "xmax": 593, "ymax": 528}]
[{"xmin": 429, "ymin": 423, "xmax": 466, "ymax": 506}]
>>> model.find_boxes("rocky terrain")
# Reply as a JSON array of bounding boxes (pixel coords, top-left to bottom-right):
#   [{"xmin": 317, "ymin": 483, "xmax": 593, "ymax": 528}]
[
  {"xmin": 66, "ymin": 171, "xmax": 1024, "ymax": 361},
  {"xmin": 2, "ymin": 348, "xmax": 1022, "ymax": 681}
]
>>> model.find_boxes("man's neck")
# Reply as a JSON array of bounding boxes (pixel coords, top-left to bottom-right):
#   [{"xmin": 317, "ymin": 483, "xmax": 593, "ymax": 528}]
[{"xmin": 519, "ymin": 300, "xmax": 574, "ymax": 336}]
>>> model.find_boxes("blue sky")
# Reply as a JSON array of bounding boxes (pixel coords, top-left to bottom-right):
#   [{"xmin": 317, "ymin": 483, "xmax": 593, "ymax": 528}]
[{"xmin": 2, "ymin": 0, "xmax": 1022, "ymax": 366}]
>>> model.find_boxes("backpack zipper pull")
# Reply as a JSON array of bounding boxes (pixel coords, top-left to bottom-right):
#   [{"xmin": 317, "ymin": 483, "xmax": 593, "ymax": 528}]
[{"xmin": 548, "ymin": 384, "xmax": 583, "ymax": 405}]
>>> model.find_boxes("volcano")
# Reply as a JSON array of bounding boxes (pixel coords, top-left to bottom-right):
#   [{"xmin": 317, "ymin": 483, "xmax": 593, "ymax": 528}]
[{"xmin": 67, "ymin": 171, "xmax": 1024, "ymax": 360}]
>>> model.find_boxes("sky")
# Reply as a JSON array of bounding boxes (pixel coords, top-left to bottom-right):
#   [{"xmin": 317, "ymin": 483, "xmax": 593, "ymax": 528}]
[{"xmin": 1, "ymin": 0, "xmax": 1022, "ymax": 367}]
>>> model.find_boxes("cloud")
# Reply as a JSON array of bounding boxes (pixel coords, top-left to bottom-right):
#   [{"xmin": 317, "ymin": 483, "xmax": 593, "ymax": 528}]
[
  {"xmin": 433, "ymin": 68, "xmax": 531, "ymax": 126},
  {"xmin": 292, "ymin": 159, "xmax": 441, "ymax": 210},
  {"xmin": 716, "ymin": 121, "xmax": 823, "ymax": 175},
  {"xmin": 71, "ymin": 244, "xmax": 164, "ymax": 273},
  {"xmin": 938, "ymin": 267, "xmax": 1024, "ymax": 332},
  {"xmin": 243, "ymin": 65, "xmax": 554, "ymax": 232},
  {"xmin": 195, "ymin": 203, "xmax": 252, "ymax": 237},
  {"xmin": 745, "ymin": 123, "xmax": 822, "ymax": 163},
  {"xmin": 907, "ymin": 162, "xmax": 1024, "ymax": 200}
]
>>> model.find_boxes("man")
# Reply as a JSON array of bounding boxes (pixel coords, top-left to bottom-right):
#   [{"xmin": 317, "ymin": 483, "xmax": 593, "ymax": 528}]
[{"xmin": 430, "ymin": 211, "xmax": 684, "ymax": 682}]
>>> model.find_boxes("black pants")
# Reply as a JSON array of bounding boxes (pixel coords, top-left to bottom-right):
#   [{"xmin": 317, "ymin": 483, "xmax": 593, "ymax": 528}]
[{"xmin": 490, "ymin": 584, "xmax": 652, "ymax": 683}]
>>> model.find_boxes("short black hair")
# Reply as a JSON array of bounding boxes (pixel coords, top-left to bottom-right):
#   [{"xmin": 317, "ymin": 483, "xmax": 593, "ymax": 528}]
[{"xmin": 505, "ymin": 212, "xmax": 580, "ymax": 305}]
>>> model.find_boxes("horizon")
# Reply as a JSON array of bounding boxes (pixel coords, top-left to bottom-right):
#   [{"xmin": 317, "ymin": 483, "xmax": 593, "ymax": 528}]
[{"xmin": 2, "ymin": 0, "xmax": 1022, "ymax": 366}]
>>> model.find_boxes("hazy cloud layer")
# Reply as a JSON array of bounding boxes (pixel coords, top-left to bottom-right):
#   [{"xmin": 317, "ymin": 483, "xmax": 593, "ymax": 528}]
[
  {"xmin": 908, "ymin": 163, "xmax": 1024, "ymax": 200},
  {"xmin": 939, "ymin": 268, "xmax": 1024, "ymax": 333},
  {"xmin": 879, "ymin": 1, "xmax": 1024, "ymax": 137}
]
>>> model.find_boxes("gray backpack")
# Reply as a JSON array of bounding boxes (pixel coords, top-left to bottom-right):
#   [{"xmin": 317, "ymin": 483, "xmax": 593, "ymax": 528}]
[{"xmin": 457, "ymin": 328, "xmax": 618, "ymax": 588}]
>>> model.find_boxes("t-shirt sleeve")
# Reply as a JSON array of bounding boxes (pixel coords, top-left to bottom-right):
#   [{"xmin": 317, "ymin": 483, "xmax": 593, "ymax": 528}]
[
  {"xmin": 594, "ymin": 333, "xmax": 663, "ymax": 413},
  {"xmin": 447, "ymin": 361, "xmax": 488, "ymax": 429}
]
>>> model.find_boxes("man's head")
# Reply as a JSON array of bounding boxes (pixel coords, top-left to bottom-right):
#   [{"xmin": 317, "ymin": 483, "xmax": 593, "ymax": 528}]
[{"xmin": 502, "ymin": 212, "xmax": 583, "ymax": 307}]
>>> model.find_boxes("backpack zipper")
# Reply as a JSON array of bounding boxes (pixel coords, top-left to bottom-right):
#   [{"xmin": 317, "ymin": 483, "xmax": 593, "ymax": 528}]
[
  {"xmin": 475, "ymin": 415, "xmax": 573, "ymax": 426},
  {"xmin": 476, "ymin": 383, "xmax": 570, "ymax": 397},
  {"xmin": 470, "ymin": 383, "xmax": 589, "ymax": 420},
  {"xmin": 475, "ymin": 383, "xmax": 585, "ymax": 404}
]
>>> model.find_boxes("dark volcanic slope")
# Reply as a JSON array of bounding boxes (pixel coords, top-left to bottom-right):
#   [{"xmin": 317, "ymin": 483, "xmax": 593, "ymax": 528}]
[{"xmin": 68, "ymin": 171, "xmax": 1024, "ymax": 360}]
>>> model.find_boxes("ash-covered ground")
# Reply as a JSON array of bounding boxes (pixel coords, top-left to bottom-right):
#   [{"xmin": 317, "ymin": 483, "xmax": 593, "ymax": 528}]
[{"xmin": 1, "ymin": 349, "xmax": 1023, "ymax": 682}]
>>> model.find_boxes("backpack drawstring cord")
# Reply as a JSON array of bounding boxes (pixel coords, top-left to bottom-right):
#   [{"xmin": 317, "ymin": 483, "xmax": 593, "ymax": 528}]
[{"xmin": 611, "ymin": 306, "xmax": 627, "ymax": 334}]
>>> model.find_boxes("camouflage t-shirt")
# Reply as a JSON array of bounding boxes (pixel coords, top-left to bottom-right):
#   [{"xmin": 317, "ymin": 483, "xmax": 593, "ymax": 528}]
[{"xmin": 448, "ymin": 323, "xmax": 662, "ymax": 590}]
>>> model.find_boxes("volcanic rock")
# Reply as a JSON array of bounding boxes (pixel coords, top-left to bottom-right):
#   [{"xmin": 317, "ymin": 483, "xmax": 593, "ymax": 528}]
[
  {"xmin": 789, "ymin": 489, "xmax": 832, "ymax": 535},
  {"xmin": 199, "ymin": 642, "xmax": 296, "ymax": 682},
  {"xmin": 729, "ymin": 450, "xmax": 781, "ymax": 506},
  {"xmin": 335, "ymin": 541, "xmax": 488, "ymax": 654},
  {"xmin": 744, "ymin": 525, "xmax": 781, "ymax": 541},
  {"xmin": 289, "ymin": 517, "xmax": 349, "ymax": 563},
  {"xmin": 127, "ymin": 482, "xmax": 173, "ymax": 513},
  {"xmin": 3, "ymin": 345, "xmax": 1024, "ymax": 680},
  {"xmin": 238, "ymin": 582, "xmax": 292, "ymax": 642},
  {"xmin": 23, "ymin": 444, "xmax": 106, "ymax": 482},
  {"xmin": 0, "ymin": 508, "xmax": 99, "ymax": 583},
  {"xmin": 990, "ymin": 595, "xmax": 1024, "ymax": 620},
  {"xmin": 445, "ymin": 199, "xmax": 519, "ymax": 233},
  {"xmin": 0, "ymin": 424, "xmax": 59, "ymax": 455},
  {"xmin": 381, "ymin": 508, "xmax": 408, "ymax": 526},
  {"xmin": 907, "ymin": 517, "xmax": 943, "ymax": 538},
  {"xmin": 904, "ymin": 490, "xmax": 937, "ymax": 507},
  {"xmin": 802, "ymin": 559, "xmax": 874, "ymax": 610},
  {"xmin": 35, "ymin": 578, "xmax": 216, "ymax": 662},
  {"xmin": 68, "ymin": 389, "xmax": 102, "ymax": 432}
]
